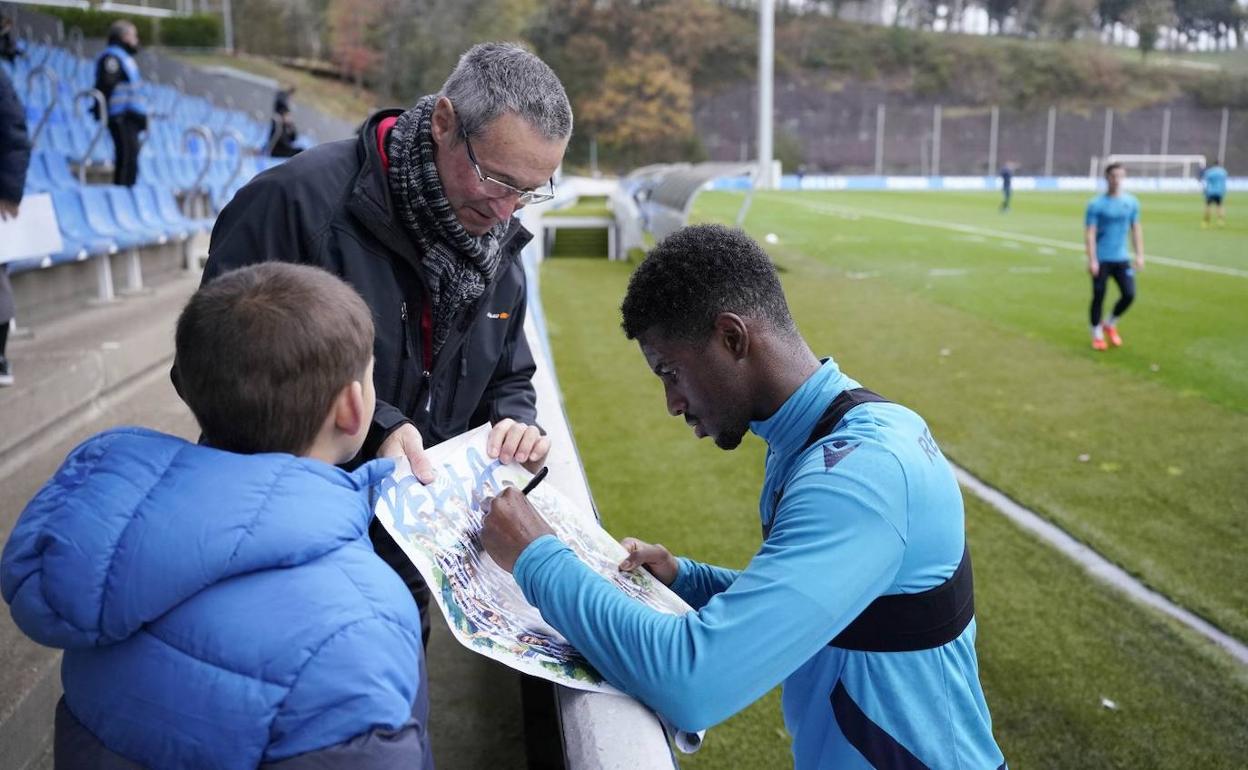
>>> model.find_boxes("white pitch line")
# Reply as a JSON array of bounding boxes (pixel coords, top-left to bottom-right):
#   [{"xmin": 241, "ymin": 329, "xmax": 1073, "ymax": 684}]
[
  {"xmin": 791, "ymin": 198, "xmax": 1248, "ymax": 279},
  {"xmin": 952, "ymin": 462, "xmax": 1248, "ymax": 666}
]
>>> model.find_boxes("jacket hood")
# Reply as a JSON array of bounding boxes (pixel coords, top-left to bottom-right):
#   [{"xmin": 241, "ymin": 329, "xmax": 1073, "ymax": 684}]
[{"xmin": 1, "ymin": 427, "xmax": 393, "ymax": 650}]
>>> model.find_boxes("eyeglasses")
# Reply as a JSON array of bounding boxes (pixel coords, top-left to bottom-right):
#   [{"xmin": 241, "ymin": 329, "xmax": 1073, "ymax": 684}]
[{"xmin": 461, "ymin": 131, "xmax": 556, "ymax": 206}]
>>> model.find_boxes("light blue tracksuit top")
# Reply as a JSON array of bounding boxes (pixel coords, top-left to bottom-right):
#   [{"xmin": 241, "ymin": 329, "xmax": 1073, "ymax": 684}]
[{"xmin": 515, "ymin": 359, "xmax": 1004, "ymax": 769}]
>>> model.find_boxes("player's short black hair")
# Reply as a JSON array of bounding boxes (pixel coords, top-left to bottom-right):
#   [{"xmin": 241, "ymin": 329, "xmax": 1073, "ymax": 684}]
[
  {"xmin": 1104, "ymin": 162, "xmax": 1124, "ymax": 176},
  {"xmin": 620, "ymin": 224, "xmax": 796, "ymax": 342}
]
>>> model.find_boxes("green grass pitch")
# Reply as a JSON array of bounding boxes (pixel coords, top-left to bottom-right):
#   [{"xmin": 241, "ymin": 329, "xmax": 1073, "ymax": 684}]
[{"xmin": 538, "ymin": 189, "xmax": 1247, "ymax": 768}]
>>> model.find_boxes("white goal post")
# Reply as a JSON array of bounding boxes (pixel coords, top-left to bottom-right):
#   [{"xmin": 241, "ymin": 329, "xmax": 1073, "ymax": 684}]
[{"xmin": 1090, "ymin": 154, "xmax": 1208, "ymax": 179}]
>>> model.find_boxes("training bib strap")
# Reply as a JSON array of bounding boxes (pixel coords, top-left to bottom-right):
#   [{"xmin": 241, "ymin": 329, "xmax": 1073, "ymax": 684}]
[{"xmin": 783, "ymin": 387, "xmax": 976, "ymax": 652}]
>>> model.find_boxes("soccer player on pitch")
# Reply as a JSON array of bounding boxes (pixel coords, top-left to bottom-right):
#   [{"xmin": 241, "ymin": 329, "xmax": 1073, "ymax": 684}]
[
  {"xmin": 1201, "ymin": 159, "xmax": 1228, "ymax": 229},
  {"xmin": 1085, "ymin": 163, "xmax": 1144, "ymax": 351}
]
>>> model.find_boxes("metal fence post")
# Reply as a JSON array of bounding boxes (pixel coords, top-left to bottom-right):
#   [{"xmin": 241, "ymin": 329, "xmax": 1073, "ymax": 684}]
[
  {"xmin": 988, "ymin": 105, "xmax": 999, "ymax": 174},
  {"xmin": 1160, "ymin": 108, "xmax": 1171, "ymax": 176},
  {"xmin": 1102, "ymin": 108, "xmax": 1114, "ymax": 163},
  {"xmin": 874, "ymin": 104, "xmax": 885, "ymax": 175},
  {"xmin": 1218, "ymin": 107, "xmax": 1229, "ymax": 163},
  {"xmin": 1044, "ymin": 106, "xmax": 1056, "ymax": 176},
  {"xmin": 757, "ymin": 0, "xmax": 775, "ymax": 189},
  {"xmin": 932, "ymin": 104, "xmax": 942, "ymax": 176}
]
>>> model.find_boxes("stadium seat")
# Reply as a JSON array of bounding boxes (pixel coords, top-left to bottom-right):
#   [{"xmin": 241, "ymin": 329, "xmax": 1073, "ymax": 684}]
[
  {"xmin": 76, "ymin": 187, "xmax": 154, "ymax": 251},
  {"xmin": 23, "ymin": 152, "xmax": 54, "ymax": 193},
  {"xmin": 152, "ymin": 186, "xmax": 213, "ymax": 233},
  {"xmin": 49, "ymin": 189, "xmax": 117, "ymax": 258},
  {"xmin": 102, "ymin": 186, "xmax": 172, "ymax": 245},
  {"xmin": 130, "ymin": 185, "xmax": 192, "ymax": 241},
  {"xmin": 41, "ymin": 151, "xmax": 80, "ymax": 190}
]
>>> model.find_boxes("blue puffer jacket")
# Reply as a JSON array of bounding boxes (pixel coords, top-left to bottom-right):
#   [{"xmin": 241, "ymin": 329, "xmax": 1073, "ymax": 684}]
[{"xmin": 1, "ymin": 427, "xmax": 430, "ymax": 770}]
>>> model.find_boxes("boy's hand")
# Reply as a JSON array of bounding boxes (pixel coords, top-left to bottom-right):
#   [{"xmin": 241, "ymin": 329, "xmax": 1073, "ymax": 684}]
[
  {"xmin": 1134, "ymin": 255, "xmax": 1145, "ymax": 271},
  {"xmin": 1087, "ymin": 258, "xmax": 1099, "ymax": 277},
  {"xmin": 488, "ymin": 418, "xmax": 551, "ymax": 472},
  {"xmin": 619, "ymin": 537, "xmax": 679, "ymax": 586},
  {"xmin": 377, "ymin": 423, "xmax": 437, "ymax": 484},
  {"xmin": 481, "ymin": 487, "xmax": 556, "ymax": 573}
]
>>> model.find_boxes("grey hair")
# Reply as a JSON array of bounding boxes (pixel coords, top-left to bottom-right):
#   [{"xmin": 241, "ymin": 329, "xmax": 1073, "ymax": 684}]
[
  {"xmin": 439, "ymin": 42, "xmax": 573, "ymax": 142},
  {"xmin": 107, "ymin": 19, "xmax": 135, "ymax": 42}
]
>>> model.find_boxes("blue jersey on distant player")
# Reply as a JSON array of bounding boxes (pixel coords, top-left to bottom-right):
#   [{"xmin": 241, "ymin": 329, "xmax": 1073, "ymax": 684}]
[
  {"xmin": 1085, "ymin": 193, "xmax": 1139, "ymax": 263},
  {"xmin": 1203, "ymin": 165, "xmax": 1228, "ymax": 198}
]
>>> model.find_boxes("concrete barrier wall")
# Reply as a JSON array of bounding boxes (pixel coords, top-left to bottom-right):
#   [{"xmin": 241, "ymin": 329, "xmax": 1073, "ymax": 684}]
[{"xmin": 11, "ymin": 241, "xmax": 189, "ymax": 327}]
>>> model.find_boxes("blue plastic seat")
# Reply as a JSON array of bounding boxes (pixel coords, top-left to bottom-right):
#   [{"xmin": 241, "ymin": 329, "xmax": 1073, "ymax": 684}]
[
  {"xmin": 23, "ymin": 152, "xmax": 54, "ymax": 193},
  {"xmin": 49, "ymin": 189, "xmax": 117, "ymax": 257},
  {"xmin": 130, "ymin": 185, "xmax": 190, "ymax": 240},
  {"xmin": 5, "ymin": 256, "xmax": 52, "ymax": 275},
  {"xmin": 153, "ymin": 186, "xmax": 213, "ymax": 232},
  {"xmin": 156, "ymin": 155, "xmax": 187, "ymax": 193},
  {"xmin": 103, "ymin": 186, "xmax": 171, "ymax": 245},
  {"xmin": 76, "ymin": 187, "xmax": 152, "ymax": 250},
  {"xmin": 177, "ymin": 156, "xmax": 206, "ymax": 192},
  {"xmin": 49, "ymin": 239, "xmax": 92, "ymax": 265},
  {"xmin": 138, "ymin": 155, "xmax": 170, "ymax": 188},
  {"xmin": 43, "ymin": 152, "xmax": 80, "ymax": 189},
  {"xmin": 44, "ymin": 123, "xmax": 75, "ymax": 157}
]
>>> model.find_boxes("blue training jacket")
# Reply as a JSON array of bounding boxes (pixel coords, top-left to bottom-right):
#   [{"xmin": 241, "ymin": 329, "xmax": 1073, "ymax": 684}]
[
  {"xmin": 515, "ymin": 359, "xmax": 1004, "ymax": 769},
  {"xmin": 1, "ymin": 428, "xmax": 430, "ymax": 770}
]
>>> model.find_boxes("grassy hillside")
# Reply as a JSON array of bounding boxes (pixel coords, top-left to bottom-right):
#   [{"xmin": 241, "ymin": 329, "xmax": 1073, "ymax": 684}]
[
  {"xmin": 773, "ymin": 21, "xmax": 1248, "ymax": 111},
  {"xmin": 170, "ymin": 52, "xmax": 382, "ymax": 122}
]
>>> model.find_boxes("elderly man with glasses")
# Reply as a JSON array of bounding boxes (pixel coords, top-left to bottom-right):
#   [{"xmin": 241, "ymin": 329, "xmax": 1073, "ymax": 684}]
[{"xmin": 198, "ymin": 43, "xmax": 572, "ymax": 640}]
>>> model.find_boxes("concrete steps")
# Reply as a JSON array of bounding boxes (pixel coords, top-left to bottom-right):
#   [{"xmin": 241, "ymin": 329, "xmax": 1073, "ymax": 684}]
[{"xmin": 0, "ymin": 272, "xmax": 202, "ymax": 770}]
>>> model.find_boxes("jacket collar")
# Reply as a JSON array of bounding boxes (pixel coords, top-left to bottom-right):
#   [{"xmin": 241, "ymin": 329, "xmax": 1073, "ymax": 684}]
[
  {"xmin": 347, "ymin": 109, "xmax": 419, "ymax": 266},
  {"xmin": 750, "ymin": 358, "xmax": 854, "ymax": 459}
]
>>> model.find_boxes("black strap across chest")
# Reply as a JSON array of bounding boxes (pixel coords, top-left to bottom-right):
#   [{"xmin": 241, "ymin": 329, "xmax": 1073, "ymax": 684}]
[{"xmin": 768, "ymin": 387, "xmax": 975, "ymax": 653}]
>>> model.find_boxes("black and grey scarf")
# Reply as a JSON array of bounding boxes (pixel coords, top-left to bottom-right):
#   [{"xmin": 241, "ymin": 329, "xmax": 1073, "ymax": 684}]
[{"xmin": 387, "ymin": 95, "xmax": 508, "ymax": 355}]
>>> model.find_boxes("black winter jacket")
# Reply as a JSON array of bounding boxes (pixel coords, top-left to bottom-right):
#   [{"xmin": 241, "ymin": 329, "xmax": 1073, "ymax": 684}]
[
  {"xmin": 0, "ymin": 67, "xmax": 30, "ymax": 203},
  {"xmin": 202, "ymin": 109, "xmax": 538, "ymax": 461}
]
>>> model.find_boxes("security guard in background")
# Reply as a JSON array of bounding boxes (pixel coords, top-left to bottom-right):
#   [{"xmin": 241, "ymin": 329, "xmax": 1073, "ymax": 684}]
[
  {"xmin": 268, "ymin": 84, "xmax": 301, "ymax": 158},
  {"xmin": 94, "ymin": 20, "xmax": 147, "ymax": 186}
]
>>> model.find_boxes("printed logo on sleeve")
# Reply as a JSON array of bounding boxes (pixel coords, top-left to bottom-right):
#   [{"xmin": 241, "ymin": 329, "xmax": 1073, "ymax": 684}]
[
  {"xmin": 823, "ymin": 440, "xmax": 859, "ymax": 470},
  {"xmin": 486, "ymin": 311, "xmax": 511, "ymax": 320}
]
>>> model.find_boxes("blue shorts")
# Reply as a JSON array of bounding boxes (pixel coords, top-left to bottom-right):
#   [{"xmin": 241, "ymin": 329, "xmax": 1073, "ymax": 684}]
[{"xmin": 1206, "ymin": 194, "xmax": 1224, "ymax": 205}]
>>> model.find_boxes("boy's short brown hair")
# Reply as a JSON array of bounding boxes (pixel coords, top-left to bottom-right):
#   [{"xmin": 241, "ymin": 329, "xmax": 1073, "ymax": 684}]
[{"xmin": 174, "ymin": 263, "xmax": 374, "ymax": 455}]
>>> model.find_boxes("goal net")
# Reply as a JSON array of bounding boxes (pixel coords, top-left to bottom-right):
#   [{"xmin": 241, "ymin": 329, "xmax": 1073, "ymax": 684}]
[{"xmin": 1090, "ymin": 154, "xmax": 1207, "ymax": 179}]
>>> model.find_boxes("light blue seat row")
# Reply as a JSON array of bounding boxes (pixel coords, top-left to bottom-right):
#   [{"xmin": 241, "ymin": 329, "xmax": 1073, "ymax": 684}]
[{"xmin": 8, "ymin": 186, "xmax": 215, "ymax": 276}]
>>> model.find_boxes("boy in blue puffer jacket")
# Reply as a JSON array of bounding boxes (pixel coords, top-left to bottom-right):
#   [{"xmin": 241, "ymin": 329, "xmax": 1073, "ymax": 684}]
[{"xmin": 2, "ymin": 263, "xmax": 431, "ymax": 769}]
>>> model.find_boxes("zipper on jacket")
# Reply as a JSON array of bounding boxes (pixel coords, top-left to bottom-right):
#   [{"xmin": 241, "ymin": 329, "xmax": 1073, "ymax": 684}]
[
  {"xmin": 405, "ymin": 300, "xmax": 433, "ymax": 413},
  {"xmin": 404, "ymin": 299, "xmax": 436, "ymax": 415},
  {"xmin": 400, "ymin": 301, "xmax": 414, "ymax": 360}
]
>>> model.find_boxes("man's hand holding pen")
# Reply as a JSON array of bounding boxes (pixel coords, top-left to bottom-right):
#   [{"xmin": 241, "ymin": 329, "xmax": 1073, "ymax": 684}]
[{"xmin": 480, "ymin": 468, "xmax": 555, "ymax": 573}]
